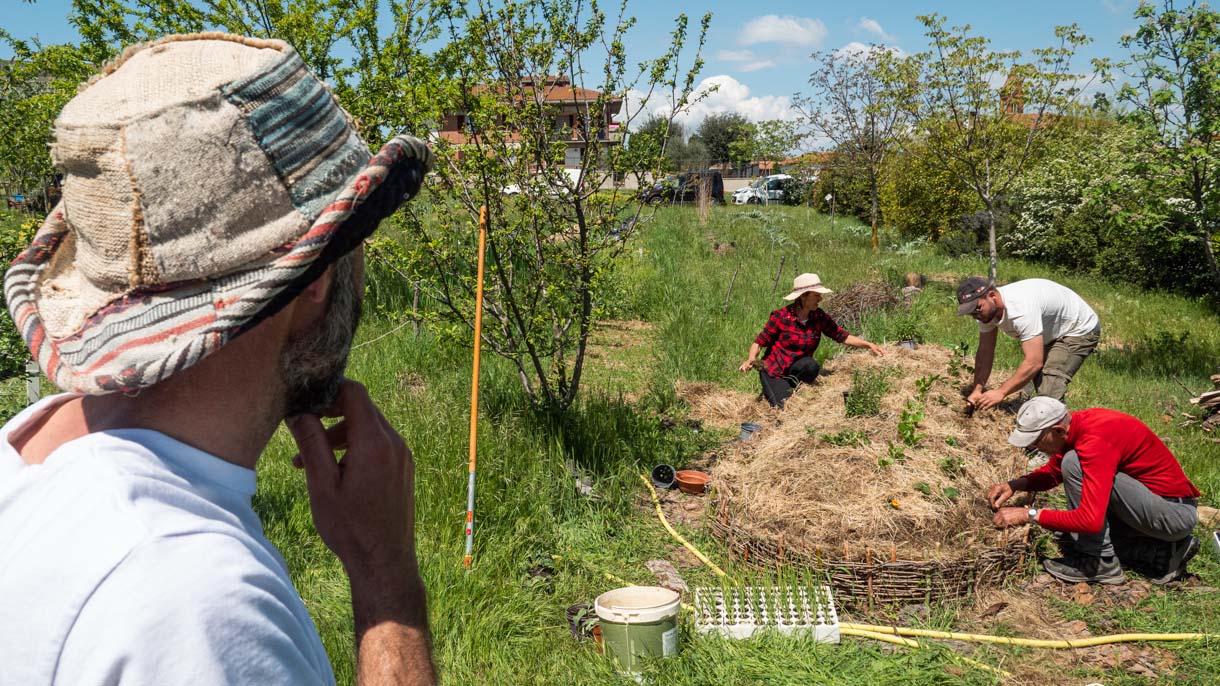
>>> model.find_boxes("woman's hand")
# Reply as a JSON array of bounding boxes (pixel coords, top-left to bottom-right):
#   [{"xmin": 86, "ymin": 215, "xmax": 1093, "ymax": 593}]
[
  {"xmin": 739, "ymin": 359, "xmax": 754, "ymax": 373},
  {"xmin": 866, "ymin": 342, "xmax": 886, "ymax": 357}
]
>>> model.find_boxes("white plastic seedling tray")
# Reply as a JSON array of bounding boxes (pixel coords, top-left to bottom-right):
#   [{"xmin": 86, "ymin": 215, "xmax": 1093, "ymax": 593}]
[{"xmin": 693, "ymin": 585, "xmax": 839, "ymax": 643}]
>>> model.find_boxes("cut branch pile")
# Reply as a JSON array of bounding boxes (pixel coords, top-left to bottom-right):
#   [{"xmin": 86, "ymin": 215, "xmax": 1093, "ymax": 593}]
[
  {"xmin": 1187, "ymin": 370, "xmax": 1220, "ymax": 433},
  {"xmin": 821, "ymin": 280, "xmax": 899, "ymax": 330}
]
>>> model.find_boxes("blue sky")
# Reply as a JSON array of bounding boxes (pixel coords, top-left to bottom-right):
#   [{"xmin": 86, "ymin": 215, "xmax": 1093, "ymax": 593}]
[{"xmin": 6, "ymin": 0, "xmax": 1141, "ymax": 125}]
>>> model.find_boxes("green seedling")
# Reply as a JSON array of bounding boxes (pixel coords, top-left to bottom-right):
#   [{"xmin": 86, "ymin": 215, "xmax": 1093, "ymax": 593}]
[
  {"xmin": 939, "ymin": 456, "xmax": 965, "ymax": 478},
  {"xmin": 898, "ymin": 402, "xmax": 925, "ymax": 446},
  {"xmin": 944, "ymin": 436, "xmax": 958, "ymax": 447},
  {"xmin": 912, "ymin": 481, "xmax": 933, "ymax": 495},
  {"xmin": 914, "ymin": 373, "xmax": 942, "ymax": 400},
  {"xmin": 879, "ymin": 441, "xmax": 906, "ymax": 468},
  {"xmin": 941, "ymin": 486, "xmax": 960, "ymax": 500}
]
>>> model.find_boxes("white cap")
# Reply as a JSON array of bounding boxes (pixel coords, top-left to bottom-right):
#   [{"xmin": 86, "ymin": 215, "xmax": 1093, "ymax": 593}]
[{"xmin": 1007, "ymin": 397, "xmax": 1069, "ymax": 448}]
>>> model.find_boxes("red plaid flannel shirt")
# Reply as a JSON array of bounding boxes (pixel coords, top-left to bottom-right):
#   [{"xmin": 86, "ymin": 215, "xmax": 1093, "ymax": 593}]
[{"xmin": 754, "ymin": 305, "xmax": 849, "ymax": 378}]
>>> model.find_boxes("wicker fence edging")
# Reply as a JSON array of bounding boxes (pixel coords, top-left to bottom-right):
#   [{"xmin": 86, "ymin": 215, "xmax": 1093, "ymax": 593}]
[{"xmin": 711, "ymin": 498, "xmax": 1033, "ymax": 606}]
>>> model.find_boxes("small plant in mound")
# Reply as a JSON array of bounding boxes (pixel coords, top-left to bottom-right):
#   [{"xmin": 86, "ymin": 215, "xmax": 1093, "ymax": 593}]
[
  {"xmin": 941, "ymin": 486, "xmax": 960, "ymax": 500},
  {"xmin": 819, "ymin": 429, "xmax": 871, "ymax": 447},
  {"xmin": 898, "ymin": 402, "xmax": 925, "ymax": 446},
  {"xmin": 914, "ymin": 373, "xmax": 942, "ymax": 400},
  {"xmin": 912, "ymin": 481, "xmax": 933, "ymax": 496},
  {"xmin": 846, "ymin": 368, "xmax": 891, "ymax": 417},
  {"xmin": 946, "ymin": 342, "xmax": 975, "ymax": 378},
  {"xmin": 879, "ymin": 441, "xmax": 906, "ymax": 468},
  {"xmin": 944, "ymin": 435, "xmax": 959, "ymax": 447},
  {"xmin": 939, "ymin": 456, "xmax": 965, "ymax": 478}
]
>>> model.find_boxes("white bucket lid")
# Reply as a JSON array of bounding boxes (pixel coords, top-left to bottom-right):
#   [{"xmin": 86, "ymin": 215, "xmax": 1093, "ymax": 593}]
[{"xmin": 595, "ymin": 586, "xmax": 681, "ymax": 624}]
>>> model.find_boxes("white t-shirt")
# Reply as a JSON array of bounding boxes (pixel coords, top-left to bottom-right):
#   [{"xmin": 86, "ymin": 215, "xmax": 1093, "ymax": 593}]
[
  {"xmin": 0, "ymin": 396, "xmax": 335, "ymax": 686},
  {"xmin": 978, "ymin": 278, "xmax": 1099, "ymax": 343}
]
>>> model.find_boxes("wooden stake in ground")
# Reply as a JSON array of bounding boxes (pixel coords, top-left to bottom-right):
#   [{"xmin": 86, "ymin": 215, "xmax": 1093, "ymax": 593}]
[{"xmin": 463, "ymin": 206, "xmax": 489, "ymax": 568}]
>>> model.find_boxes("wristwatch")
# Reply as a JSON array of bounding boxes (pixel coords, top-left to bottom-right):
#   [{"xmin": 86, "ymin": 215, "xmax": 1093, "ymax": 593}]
[{"xmin": 1027, "ymin": 507, "xmax": 1039, "ymax": 524}]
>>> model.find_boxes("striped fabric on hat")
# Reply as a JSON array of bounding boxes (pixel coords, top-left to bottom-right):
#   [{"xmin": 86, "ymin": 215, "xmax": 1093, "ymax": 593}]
[{"xmin": 222, "ymin": 49, "xmax": 370, "ymax": 220}]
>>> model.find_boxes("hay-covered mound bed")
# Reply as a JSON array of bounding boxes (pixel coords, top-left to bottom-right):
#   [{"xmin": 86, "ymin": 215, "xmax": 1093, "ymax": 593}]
[{"xmin": 681, "ymin": 343, "xmax": 1035, "ymax": 604}]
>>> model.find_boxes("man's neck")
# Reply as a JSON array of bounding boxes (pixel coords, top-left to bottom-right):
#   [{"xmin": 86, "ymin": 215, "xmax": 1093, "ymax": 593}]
[{"xmin": 14, "ymin": 330, "xmax": 286, "ymax": 470}]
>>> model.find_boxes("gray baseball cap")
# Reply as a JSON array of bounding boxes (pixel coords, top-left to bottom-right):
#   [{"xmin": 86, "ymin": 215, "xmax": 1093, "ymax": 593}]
[{"xmin": 1008, "ymin": 397, "xmax": 1069, "ymax": 447}]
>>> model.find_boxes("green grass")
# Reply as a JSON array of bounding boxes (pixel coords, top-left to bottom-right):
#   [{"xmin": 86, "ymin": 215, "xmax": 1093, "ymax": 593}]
[
  {"xmin": 5, "ymin": 204, "xmax": 1217, "ymax": 683},
  {"xmin": 249, "ymin": 205, "xmax": 1220, "ymax": 684}
]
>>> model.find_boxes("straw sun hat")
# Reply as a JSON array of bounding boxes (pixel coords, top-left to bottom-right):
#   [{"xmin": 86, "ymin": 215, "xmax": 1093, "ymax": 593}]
[
  {"xmin": 782, "ymin": 273, "xmax": 834, "ymax": 301},
  {"xmin": 4, "ymin": 33, "xmax": 433, "ymax": 395}
]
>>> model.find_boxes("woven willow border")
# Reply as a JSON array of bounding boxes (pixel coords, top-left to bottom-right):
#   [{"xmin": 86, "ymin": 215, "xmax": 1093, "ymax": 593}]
[{"xmin": 711, "ymin": 498, "xmax": 1033, "ymax": 606}]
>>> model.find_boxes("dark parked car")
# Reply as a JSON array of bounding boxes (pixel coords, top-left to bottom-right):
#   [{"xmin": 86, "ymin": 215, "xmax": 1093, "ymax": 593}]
[{"xmin": 638, "ymin": 170, "xmax": 725, "ymax": 205}]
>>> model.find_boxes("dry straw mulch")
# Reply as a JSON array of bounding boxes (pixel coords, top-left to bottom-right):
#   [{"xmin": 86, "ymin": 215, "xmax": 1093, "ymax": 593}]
[{"xmin": 681, "ymin": 343, "xmax": 1036, "ymax": 602}]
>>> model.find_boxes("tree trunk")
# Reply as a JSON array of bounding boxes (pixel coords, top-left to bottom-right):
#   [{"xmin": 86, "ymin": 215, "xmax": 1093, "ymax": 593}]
[
  {"xmin": 1201, "ymin": 222, "xmax": 1220, "ymax": 291},
  {"xmin": 870, "ymin": 172, "xmax": 879, "ymax": 253},
  {"xmin": 986, "ymin": 201, "xmax": 998, "ymax": 283}
]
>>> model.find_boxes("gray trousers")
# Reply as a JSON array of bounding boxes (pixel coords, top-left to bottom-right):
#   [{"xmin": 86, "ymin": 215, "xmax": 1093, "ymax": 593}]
[
  {"xmin": 1062, "ymin": 451, "xmax": 1197, "ymax": 558},
  {"xmin": 1029, "ymin": 329, "xmax": 1101, "ymax": 401}
]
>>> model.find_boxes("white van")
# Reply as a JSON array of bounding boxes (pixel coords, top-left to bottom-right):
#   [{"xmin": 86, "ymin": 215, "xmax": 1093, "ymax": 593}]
[{"xmin": 732, "ymin": 174, "xmax": 792, "ymax": 205}]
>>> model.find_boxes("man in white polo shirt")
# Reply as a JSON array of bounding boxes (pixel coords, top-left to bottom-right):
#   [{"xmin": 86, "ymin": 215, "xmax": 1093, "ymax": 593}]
[{"xmin": 956, "ymin": 276, "xmax": 1100, "ymax": 411}]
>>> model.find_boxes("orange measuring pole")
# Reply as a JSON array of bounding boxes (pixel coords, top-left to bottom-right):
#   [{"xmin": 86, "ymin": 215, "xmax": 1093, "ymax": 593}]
[{"xmin": 463, "ymin": 206, "xmax": 488, "ymax": 567}]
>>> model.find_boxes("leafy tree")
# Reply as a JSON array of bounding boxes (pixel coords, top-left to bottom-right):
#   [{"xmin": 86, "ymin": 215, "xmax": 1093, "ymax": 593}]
[
  {"xmin": 398, "ymin": 0, "xmax": 709, "ymax": 412},
  {"xmin": 691, "ymin": 111, "xmax": 751, "ymax": 167},
  {"xmin": 797, "ymin": 46, "xmax": 910, "ymax": 251},
  {"xmin": 0, "ymin": 33, "xmax": 93, "ymax": 209},
  {"xmin": 1102, "ymin": 0, "xmax": 1220, "ymax": 290},
  {"xmin": 887, "ymin": 15, "xmax": 1089, "ymax": 280},
  {"xmin": 729, "ymin": 119, "xmax": 803, "ymax": 181},
  {"xmin": 627, "ymin": 115, "xmax": 704, "ymax": 178}
]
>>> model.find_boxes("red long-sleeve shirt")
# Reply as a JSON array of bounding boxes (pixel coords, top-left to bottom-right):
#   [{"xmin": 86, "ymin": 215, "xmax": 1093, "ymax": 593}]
[{"xmin": 1020, "ymin": 408, "xmax": 1200, "ymax": 534}]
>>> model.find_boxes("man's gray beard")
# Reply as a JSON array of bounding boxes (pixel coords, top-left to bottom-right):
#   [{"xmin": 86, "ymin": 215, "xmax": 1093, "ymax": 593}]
[{"xmin": 279, "ymin": 252, "xmax": 362, "ymax": 418}]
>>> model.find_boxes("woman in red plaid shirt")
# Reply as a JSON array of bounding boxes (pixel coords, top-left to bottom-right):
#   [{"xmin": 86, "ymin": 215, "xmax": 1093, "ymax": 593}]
[{"xmin": 740, "ymin": 273, "xmax": 885, "ymax": 408}]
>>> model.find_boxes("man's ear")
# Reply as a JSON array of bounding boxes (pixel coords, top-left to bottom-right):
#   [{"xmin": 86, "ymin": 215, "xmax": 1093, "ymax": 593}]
[
  {"xmin": 286, "ymin": 266, "xmax": 335, "ymax": 333},
  {"xmin": 302, "ymin": 265, "xmax": 335, "ymax": 306}
]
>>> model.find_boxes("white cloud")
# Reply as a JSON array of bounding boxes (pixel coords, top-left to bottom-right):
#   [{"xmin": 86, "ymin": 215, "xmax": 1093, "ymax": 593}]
[
  {"xmin": 678, "ymin": 75, "xmax": 796, "ymax": 126},
  {"xmin": 717, "ymin": 49, "xmax": 778, "ymax": 73},
  {"xmin": 717, "ymin": 49, "xmax": 755, "ymax": 62},
  {"xmin": 739, "ymin": 15, "xmax": 827, "ymax": 48},
  {"xmin": 857, "ymin": 17, "xmax": 893, "ymax": 42},
  {"xmin": 617, "ymin": 76, "xmax": 795, "ymax": 129},
  {"xmin": 737, "ymin": 60, "xmax": 777, "ymax": 73},
  {"xmin": 832, "ymin": 42, "xmax": 907, "ymax": 59}
]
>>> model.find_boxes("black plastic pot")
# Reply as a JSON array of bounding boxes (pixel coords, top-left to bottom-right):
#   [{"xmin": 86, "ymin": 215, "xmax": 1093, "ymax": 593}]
[
  {"xmin": 651, "ymin": 464, "xmax": 676, "ymax": 490},
  {"xmin": 566, "ymin": 602, "xmax": 597, "ymax": 641}
]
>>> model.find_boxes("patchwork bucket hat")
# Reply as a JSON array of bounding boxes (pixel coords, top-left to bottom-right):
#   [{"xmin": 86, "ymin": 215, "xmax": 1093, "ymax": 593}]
[{"xmin": 4, "ymin": 33, "xmax": 433, "ymax": 395}]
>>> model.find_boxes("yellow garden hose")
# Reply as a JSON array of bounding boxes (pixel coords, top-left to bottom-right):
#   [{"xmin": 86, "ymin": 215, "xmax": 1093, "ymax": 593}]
[
  {"xmin": 638, "ymin": 473, "xmax": 727, "ymax": 577},
  {"xmin": 840, "ymin": 623, "xmax": 1218, "ymax": 649}
]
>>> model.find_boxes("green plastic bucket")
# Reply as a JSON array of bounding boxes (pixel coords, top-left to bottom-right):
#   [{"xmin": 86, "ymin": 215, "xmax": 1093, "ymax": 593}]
[{"xmin": 594, "ymin": 586, "xmax": 681, "ymax": 676}]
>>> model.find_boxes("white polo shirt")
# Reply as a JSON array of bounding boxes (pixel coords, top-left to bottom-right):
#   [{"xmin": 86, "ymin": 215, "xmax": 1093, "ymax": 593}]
[
  {"xmin": 0, "ymin": 396, "xmax": 335, "ymax": 686},
  {"xmin": 978, "ymin": 278, "xmax": 1099, "ymax": 343}
]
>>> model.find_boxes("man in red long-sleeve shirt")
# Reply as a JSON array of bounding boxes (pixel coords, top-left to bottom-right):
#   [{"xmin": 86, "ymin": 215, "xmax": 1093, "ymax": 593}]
[{"xmin": 989, "ymin": 397, "xmax": 1201, "ymax": 585}]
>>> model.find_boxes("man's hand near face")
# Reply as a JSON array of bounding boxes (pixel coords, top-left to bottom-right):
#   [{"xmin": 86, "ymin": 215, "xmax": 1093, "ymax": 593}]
[{"xmin": 288, "ymin": 381, "xmax": 435, "ymax": 686}]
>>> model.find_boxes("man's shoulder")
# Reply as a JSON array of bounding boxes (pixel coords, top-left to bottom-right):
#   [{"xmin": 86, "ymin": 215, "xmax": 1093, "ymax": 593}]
[{"xmin": 57, "ymin": 532, "xmax": 332, "ymax": 685}]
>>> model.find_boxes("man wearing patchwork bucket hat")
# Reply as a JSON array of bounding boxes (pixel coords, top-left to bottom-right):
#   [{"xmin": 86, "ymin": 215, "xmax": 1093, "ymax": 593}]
[
  {"xmin": 740, "ymin": 273, "xmax": 885, "ymax": 408},
  {"xmin": 0, "ymin": 34, "xmax": 435, "ymax": 684},
  {"xmin": 988, "ymin": 397, "xmax": 1201, "ymax": 585}
]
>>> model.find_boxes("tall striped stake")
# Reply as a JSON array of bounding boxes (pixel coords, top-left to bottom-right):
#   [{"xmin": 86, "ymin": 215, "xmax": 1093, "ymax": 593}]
[{"xmin": 463, "ymin": 206, "xmax": 488, "ymax": 568}]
